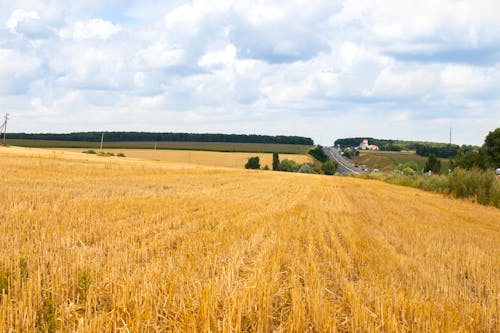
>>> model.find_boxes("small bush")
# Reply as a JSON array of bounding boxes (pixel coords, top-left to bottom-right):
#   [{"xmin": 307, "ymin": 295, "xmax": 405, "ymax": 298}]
[
  {"xmin": 245, "ymin": 156, "xmax": 260, "ymax": 169},
  {"xmin": 298, "ymin": 163, "xmax": 317, "ymax": 174},
  {"xmin": 262, "ymin": 165, "xmax": 270, "ymax": 170},
  {"xmin": 397, "ymin": 161, "xmax": 419, "ymax": 174},
  {"xmin": 418, "ymin": 175, "xmax": 449, "ymax": 193},
  {"xmin": 402, "ymin": 167, "xmax": 416, "ymax": 176},
  {"xmin": 37, "ymin": 297, "xmax": 58, "ymax": 333},
  {"xmin": 278, "ymin": 159, "xmax": 300, "ymax": 172},
  {"xmin": 97, "ymin": 151, "xmax": 114, "ymax": 157},
  {"xmin": 78, "ymin": 270, "xmax": 92, "ymax": 301},
  {"xmin": 322, "ymin": 161, "xmax": 337, "ymax": 175},
  {"xmin": 117, "ymin": 153, "xmax": 126, "ymax": 157},
  {"xmin": 82, "ymin": 150, "xmax": 96, "ymax": 154},
  {"xmin": 449, "ymin": 168, "xmax": 500, "ymax": 206}
]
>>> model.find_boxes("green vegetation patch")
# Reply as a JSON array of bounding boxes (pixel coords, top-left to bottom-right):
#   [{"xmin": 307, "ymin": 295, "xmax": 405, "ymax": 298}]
[
  {"xmin": 308, "ymin": 146, "xmax": 328, "ymax": 162},
  {"xmin": 354, "ymin": 150, "xmax": 450, "ymax": 174}
]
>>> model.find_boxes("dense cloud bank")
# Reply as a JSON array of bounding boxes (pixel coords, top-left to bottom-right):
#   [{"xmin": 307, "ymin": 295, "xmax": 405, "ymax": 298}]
[{"xmin": 1, "ymin": 1, "xmax": 499, "ymax": 145}]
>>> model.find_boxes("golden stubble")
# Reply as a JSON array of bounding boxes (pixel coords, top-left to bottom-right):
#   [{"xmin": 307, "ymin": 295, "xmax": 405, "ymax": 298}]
[
  {"xmin": 54, "ymin": 148, "xmax": 313, "ymax": 169},
  {"xmin": 0, "ymin": 146, "xmax": 498, "ymax": 332}
]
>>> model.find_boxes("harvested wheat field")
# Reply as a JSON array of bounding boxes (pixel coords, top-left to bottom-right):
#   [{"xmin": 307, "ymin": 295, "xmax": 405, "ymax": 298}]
[
  {"xmin": 0, "ymin": 146, "xmax": 499, "ymax": 332},
  {"xmin": 54, "ymin": 148, "xmax": 312, "ymax": 169}
]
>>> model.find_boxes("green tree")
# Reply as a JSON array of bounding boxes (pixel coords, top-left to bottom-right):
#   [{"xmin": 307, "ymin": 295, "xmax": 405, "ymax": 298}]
[
  {"xmin": 424, "ymin": 154, "xmax": 441, "ymax": 173},
  {"xmin": 321, "ymin": 161, "xmax": 337, "ymax": 175},
  {"xmin": 278, "ymin": 159, "xmax": 300, "ymax": 172},
  {"xmin": 272, "ymin": 152, "xmax": 280, "ymax": 171},
  {"xmin": 298, "ymin": 163, "xmax": 318, "ymax": 174},
  {"xmin": 483, "ymin": 128, "xmax": 500, "ymax": 167},
  {"xmin": 308, "ymin": 146, "xmax": 328, "ymax": 162},
  {"xmin": 450, "ymin": 149, "xmax": 487, "ymax": 170},
  {"xmin": 245, "ymin": 156, "xmax": 260, "ymax": 169},
  {"xmin": 402, "ymin": 167, "xmax": 416, "ymax": 176}
]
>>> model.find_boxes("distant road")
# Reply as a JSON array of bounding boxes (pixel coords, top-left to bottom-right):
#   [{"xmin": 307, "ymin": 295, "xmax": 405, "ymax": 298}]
[{"xmin": 323, "ymin": 147, "xmax": 364, "ymax": 175}]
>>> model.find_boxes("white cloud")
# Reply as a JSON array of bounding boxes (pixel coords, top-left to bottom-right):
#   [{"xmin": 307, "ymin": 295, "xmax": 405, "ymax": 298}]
[
  {"xmin": 0, "ymin": 48, "xmax": 41, "ymax": 93},
  {"xmin": 0, "ymin": 48, "xmax": 40, "ymax": 74},
  {"xmin": 440, "ymin": 65, "xmax": 492, "ymax": 93},
  {"xmin": 59, "ymin": 19, "xmax": 120, "ymax": 40},
  {"xmin": 341, "ymin": 42, "xmax": 359, "ymax": 64},
  {"xmin": 334, "ymin": 0, "xmax": 500, "ymax": 54},
  {"xmin": 136, "ymin": 42, "xmax": 185, "ymax": 69},
  {"xmin": 370, "ymin": 65, "xmax": 440, "ymax": 98},
  {"xmin": 163, "ymin": 0, "xmax": 231, "ymax": 36},
  {"xmin": 6, "ymin": 9, "xmax": 39, "ymax": 33},
  {"xmin": 0, "ymin": 0, "xmax": 499, "ymax": 145},
  {"xmin": 50, "ymin": 45, "xmax": 128, "ymax": 90},
  {"xmin": 133, "ymin": 72, "xmax": 146, "ymax": 87},
  {"xmin": 198, "ymin": 44, "xmax": 236, "ymax": 69},
  {"xmin": 30, "ymin": 97, "xmax": 53, "ymax": 114}
]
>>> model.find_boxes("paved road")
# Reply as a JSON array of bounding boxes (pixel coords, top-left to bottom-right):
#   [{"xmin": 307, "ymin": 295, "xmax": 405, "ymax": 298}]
[{"xmin": 323, "ymin": 147, "xmax": 364, "ymax": 175}]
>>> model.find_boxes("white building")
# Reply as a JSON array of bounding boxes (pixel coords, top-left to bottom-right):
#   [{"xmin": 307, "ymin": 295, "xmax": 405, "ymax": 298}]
[{"xmin": 358, "ymin": 139, "xmax": 379, "ymax": 150}]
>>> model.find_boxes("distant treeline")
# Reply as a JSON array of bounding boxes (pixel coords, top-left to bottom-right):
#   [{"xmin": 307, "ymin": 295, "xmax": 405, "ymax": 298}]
[
  {"xmin": 7, "ymin": 132, "xmax": 314, "ymax": 145},
  {"xmin": 414, "ymin": 144, "xmax": 458, "ymax": 158},
  {"xmin": 334, "ymin": 137, "xmax": 476, "ymax": 158}
]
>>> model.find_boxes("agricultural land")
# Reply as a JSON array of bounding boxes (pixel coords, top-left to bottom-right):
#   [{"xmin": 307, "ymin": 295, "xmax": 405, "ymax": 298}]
[
  {"xmin": 56, "ymin": 148, "xmax": 312, "ymax": 169},
  {"xmin": 0, "ymin": 146, "xmax": 498, "ymax": 332},
  {"xmin": 4, "ymin": 139, "xmax": 312, "ymax": 154},
  {"xmin": 352, "ymin": 150, "xmax": 450, "ymax": 173}
]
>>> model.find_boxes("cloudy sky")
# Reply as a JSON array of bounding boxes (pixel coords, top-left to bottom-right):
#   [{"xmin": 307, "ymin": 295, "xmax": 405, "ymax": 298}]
[{"xmin": 1, "ymin": 0, "xmax": 499, "ymax": 145}]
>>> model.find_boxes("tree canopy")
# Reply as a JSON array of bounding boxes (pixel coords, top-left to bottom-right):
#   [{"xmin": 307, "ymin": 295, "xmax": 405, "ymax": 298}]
[
  {"xmin": 483, "ymin": 128, "xmax": 500, "ymax": 167},
  {"xmin": 424, "ymin": 154, "xmax": 441, "ymax": 173},
  {"xmin": 245, "ymin": 156, "xmax": 261, "ymax": 169},
  {"xmin": 450, "ymin": 128, "xmax": 499, "ymax": 170},
  {"xmin": 308, "ymin": 146, "xmax": 328, "ymax": 162},
  {"xmin": 272, "ymin": 153, "xmax": 280, "ymax": 171},
  {"xmin": 7, "ymin": 132, "xmax": 314, "ymax": 145},
  {"xmin": 321, "ymin": 161, "xmax": 337, "ymax": 175}
]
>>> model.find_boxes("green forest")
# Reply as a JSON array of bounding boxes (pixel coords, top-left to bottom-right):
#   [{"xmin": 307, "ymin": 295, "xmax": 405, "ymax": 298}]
[{"xmin": 7, "ymin": 132, "xmax": 314, "ymax": 145}]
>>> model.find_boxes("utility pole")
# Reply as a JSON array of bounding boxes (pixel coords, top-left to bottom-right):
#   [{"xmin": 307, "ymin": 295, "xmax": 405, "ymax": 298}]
[
  {"xmin": 100, "ymin": 132, "xmax": 104, "ymax": 152},
  {"xmin": 449, "ymin": 127, "xmax": 452, "ymax": 146},
  {"xmin": 1, "ymin": 113, "xmax": 8, "ymax": 144}
]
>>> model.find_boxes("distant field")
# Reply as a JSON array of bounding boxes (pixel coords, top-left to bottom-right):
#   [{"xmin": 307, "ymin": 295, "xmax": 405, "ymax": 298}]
[
  {"xmin": 56, "ymin": 148, "xmax": 313, "ymax": 169},
  {"xmin": 5, "ymin": 139, "xmax": 312, "ymax": 154},
  {"xmin": 354, "ymin": 150, "xmax": 450, "ymax": 173},
  {"xmin": 1, "ymin": 146, "xmax": 498, "ymax": 332}
]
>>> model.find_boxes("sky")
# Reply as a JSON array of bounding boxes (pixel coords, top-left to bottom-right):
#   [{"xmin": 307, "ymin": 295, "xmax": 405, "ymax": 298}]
[{"xmin": 1, "ymin": 0, "xmax": 499, "ymax": 145}]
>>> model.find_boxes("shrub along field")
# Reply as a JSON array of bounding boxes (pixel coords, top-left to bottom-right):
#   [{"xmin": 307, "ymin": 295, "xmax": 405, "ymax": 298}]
[
  {"xmin": 363, "ymin": 168, "xmax": 500, "ymax": 208},
  {"xmin": 0, "ymin": 146, "xmax": 499, "ymax": 332}
]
